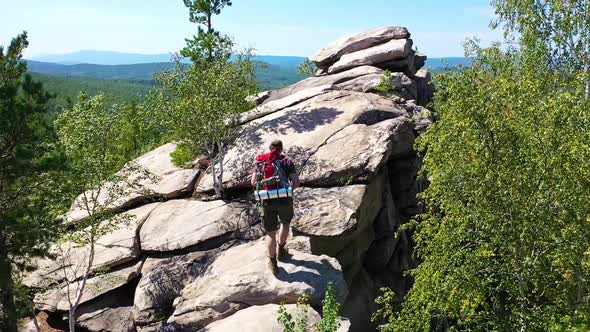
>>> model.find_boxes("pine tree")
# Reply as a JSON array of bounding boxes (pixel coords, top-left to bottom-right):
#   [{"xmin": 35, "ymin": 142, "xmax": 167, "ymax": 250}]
[{"xmin": 0, "ymin": 32, "xmax": 62, "ymax": 332}]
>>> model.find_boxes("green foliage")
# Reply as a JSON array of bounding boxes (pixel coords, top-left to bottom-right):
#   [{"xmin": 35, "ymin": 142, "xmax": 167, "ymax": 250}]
[
  {"xmin": 154, "ymin": 52, "xmax": 257, "ymax": 170},
  {"xmin": 55, "ymin": 93, "xmax": 160, "ymax": 215},
  {"xmin": 277, "ymin": 282, "xmax": 341, "ymax": 332},
  {"xmin": 56, "ymin": 94, "xmax": 130, "ymax": 188},
  {"xmin": 170, "ymin": 142, "xmax": 194, "ymax": 167},
  {"xmin": 296, "ymin": 58, "xmax": 318, "ymax": 77},
  {"xmin": 278, "ymin": 294, "xmax": 311, "ymax": 332},
  {"xmin": 278, "ymin": 303, "xmax": 296, "ymax": 332},
  {"xmin": 181, "ymin": 0, "xmax": 234, "ymax": 64},
  {"xmin": 492, "ymin": 0, "xmax": 590, "ymax": 69},
  {"xmin": 382, "ymin": 38, "xmax": 590, "ymax": 332},
  {"xmin": 0, "ymin": 32, "xmax": 64, "ymax": 332},
  {"xmin": 372, "ymin": 3, "xmax": 590, "ymax": 331},
  {"xmin": 338, "ymin": 175, "xmax": 354, "ymax": 186},
  {"xmin": 374, "ymin": 70, "xmax": 395, "ymax": 95},
  {"xmin": 372, "ymin": 288, "xmax": 399, "ymax": 330},
  {"xmin": 295, "ymin": 295, "xmax": 311, "ymax": 332},
  {"xmin": 316, "ymin": 282, "xmax": 341, "ymax": 332}
]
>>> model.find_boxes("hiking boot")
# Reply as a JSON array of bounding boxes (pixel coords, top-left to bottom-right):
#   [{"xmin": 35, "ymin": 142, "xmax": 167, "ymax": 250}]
[
  {"xmin": 268, "ymin": 256, "xmax": 279, "ymax": 276},
  {"xmin": 277, "ymin": 244, "xmax": 290, "ymax": 261}
]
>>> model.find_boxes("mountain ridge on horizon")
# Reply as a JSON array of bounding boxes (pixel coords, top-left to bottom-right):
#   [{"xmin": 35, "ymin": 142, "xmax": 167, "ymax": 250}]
[
  {"xmin": 30, "ymin": 50, "xmax": 311, "ymax": 66},
  {"xmin": 30, "ymin": 50, "xmax": 470, "ymax": 68}
]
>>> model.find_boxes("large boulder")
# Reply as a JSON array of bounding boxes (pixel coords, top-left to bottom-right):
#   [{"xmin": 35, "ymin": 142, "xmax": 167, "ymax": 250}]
[
  {"xmin": 415, "ymin": 68, "xmax": 435, "ymax": 107},
  {"xmin": 77, "ymin": 306, "xmax": 135, "ymax": 332},
  {"xmin": 34, "ymin": 259, "xmax": 143, "ymax": 312},
  {"xmin": 377, "ymin": 49, "xmax": 417, "ymax": 76},
  {"xmin": 311, "ymin": 26, "xmax": 410, "ymax": 68},
  {"xmin": 262, "ymin": 66, "xmax": 383, "ymax": 104},
  {"xmin": 300, "ymin": 117, "xmax": 415, "ymax": 186},
  {"xmin": 335, "ymin": 224, "xmax": 375, "ymax": 271},
  {"xmin": 167, "ymin": 240, "xmax": 347, "ymax": 329},
  {"xmin": 66, "ymin": 143, "xmax": 200, "ymax": 223},
  {"xmin": 23, "ymin": 203, "xmax": 160, "ymax": 289},
  {"xmin": 18, "ymin": 312, "xmax": 61, "ymax": 332},
  {"xmin": 198, "ymin": 304, "xmax": 321, "ymax": 332},
  {"xmin": 133, "ymin": 249, "xmax": 221, "ymax": 330},
  {"xmin": 196, "ymin": 91, "xmax": 409, "ymax": 193},
  {"xmin": 328, "ymin": 39, "xmax": 413, "ymax": 74},
  {"xmin": 292, "ymin": 185, "xmax": 375, "ymax": 238},
  {"xmin": 139, "ymin": 199, "xmax": 256, "ymax": 253}
]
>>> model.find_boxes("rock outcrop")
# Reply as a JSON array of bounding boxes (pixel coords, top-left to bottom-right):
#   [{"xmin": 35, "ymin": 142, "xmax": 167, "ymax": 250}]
[{"xmin": 23, "ymin": 26, "xmax": 433, "ymax": 332}]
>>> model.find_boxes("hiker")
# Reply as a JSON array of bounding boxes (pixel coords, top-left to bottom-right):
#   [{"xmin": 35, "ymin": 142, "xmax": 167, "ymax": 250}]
[{"xmin": 251, "ymin": 139, "xmax": 300, "ymax": 276}]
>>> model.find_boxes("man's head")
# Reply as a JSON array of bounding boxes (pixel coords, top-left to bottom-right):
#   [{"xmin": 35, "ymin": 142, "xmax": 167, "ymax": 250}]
[{"xmin": 269, "ymin": 139, "xmax": 283, "ymax": 152}]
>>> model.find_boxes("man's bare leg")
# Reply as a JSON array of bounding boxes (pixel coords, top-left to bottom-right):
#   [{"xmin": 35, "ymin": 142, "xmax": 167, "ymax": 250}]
[
  {"xmin": 278, "ymin": 224, "xmax": 289, "ymax": 247},
  {"xmin": 277, "ymin": 224, "xmax": 290, "ymax": 261},
  {"xmin": 267, "ymin": 230, "xmax": 277, "ymax": 258},
  {"xmin": 266, "ymin": 230, "xmax": 279, "ymax": 276}
]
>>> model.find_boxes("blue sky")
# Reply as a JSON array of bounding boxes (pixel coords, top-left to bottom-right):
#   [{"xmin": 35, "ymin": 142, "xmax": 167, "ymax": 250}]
[{"xmin": 1, "ymin": 0, "xmax": 501, "ymax": 58}]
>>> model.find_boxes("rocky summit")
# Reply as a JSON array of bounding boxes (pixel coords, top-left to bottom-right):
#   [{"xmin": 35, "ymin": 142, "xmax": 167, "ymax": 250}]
[{"xmin": 23, "ymin": 26, "xmax": 434, "ymax": 332}]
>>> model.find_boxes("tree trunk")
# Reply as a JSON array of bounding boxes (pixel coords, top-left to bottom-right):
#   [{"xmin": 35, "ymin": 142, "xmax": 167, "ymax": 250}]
[
  {"xmin": 0, "ymin": 235, "xmax": 18, "ymax": 332},
  {"xmin": 32, "ymin": 311, "xmax": 40, "ymax": 332},
  {"xmin": 68, "ymin": 237, "xmax": 95, "ymax": 332},
  {"xmin": 585, "ymin": 68, "xmax": 589, "ymax": 100},
  {"xmin": 68, "ymin": 309, "xmax": 76, "ymax": 332},
  {"xmin": 216, "ymin": 141, "xmax": 225, "ymax": 198}
]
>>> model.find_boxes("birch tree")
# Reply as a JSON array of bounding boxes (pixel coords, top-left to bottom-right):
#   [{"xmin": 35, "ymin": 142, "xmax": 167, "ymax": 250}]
[{"xmin": 54, "ymin": 94, "xmax": 151, "ymax": 331}]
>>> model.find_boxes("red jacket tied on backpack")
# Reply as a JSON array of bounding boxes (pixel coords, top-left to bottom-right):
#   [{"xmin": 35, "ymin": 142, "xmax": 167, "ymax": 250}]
[{"xmin": 255, "ymin": 150, "xmax": 295, "ymax": 190}]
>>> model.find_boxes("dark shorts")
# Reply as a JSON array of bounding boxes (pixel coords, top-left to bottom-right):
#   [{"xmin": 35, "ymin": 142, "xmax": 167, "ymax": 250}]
[{"xmin": 260, "ymin": 198, "xmax": 294, "ymax": 232}]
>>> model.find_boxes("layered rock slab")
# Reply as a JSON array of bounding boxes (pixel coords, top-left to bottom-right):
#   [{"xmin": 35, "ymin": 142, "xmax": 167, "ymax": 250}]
[
  {"xmin": 311, "ymin": 26, "xmax": 410, "ymax": 68},
  {"xmin": 262, "ymin": 66, "xmax": 383, "ymax": 104},
  {"xmin": 139, "ymin": 199, "xmax": 256, "ymax": 253},
  {"xmin": 66, "ymin": 143, "xmax": 200, "ymax": 223},
  {"xmin": 23, "ymin": 203, "xmax": 160, "ymax": 289},
  {"xmin": 300, "ymin": 117, "xmax": 415, "ymax": 185},
  {"xmin": 328, "ymin": 39, "xmax": 412, "ymax": 74},
  {"xmin": 168, "ymin": 240, "xmax": 347, "ymax": 329},
  {"xmin": 78, "ymin": 306, "xmax": 135, "ymax": 332},
  {"xmin": 196, "ymin": 91, "xmax": 409, "ymax": 192},
  {"xmin": 34, "ymin": 259, "xmax": 143, "ymax": 312},
  {"xmin": 198, "ymin": 304, "xmax": 321, "ymax": 332}
]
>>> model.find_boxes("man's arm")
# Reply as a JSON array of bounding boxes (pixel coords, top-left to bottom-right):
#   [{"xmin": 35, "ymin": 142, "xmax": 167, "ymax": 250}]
[
  {"xmin": 251, "ymin": 160, "xmax": 259, "ymax": 188},
  {"xmin": 289, "ymin": 172, "xmax": 300, "ymax": 189},
  {"xmin": 251, "ymin": 169, "xmax": 257, "ymax": 188}
]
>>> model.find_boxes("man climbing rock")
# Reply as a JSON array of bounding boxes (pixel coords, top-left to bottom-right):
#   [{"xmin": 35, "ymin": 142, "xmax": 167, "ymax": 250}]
[{"xmin": 251, "ymin": 139, "xmax": 300, "ymax": 276}]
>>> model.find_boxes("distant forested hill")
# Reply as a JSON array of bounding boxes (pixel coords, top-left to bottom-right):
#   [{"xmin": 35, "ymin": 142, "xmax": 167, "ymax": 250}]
[
  {"xmin": 26, "ymin": 60, "xmax": 307, "ymax": 91},
  {"xmin": 26, "ymin": 61, "xmax": 174, "ymax": 81},
  {"xmin": 27, "ymin": 55, "xmax": 470, "ymax": 112},
  {"xmin": 29, "ymin": 72, "xmax": 155, "ymax": 111},
  {"xmin": 426, "ymin": 57, "xmax": 473, "ymax": 73}
]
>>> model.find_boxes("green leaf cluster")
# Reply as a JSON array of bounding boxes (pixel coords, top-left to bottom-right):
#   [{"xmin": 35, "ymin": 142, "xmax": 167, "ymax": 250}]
[
  {"xmin": 278, "ymin": 282, "xmax": 342, "ymax": 332},
  {"xmin": 296, "ymin": 58, "xmax": 318, "ymax": 77}
]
